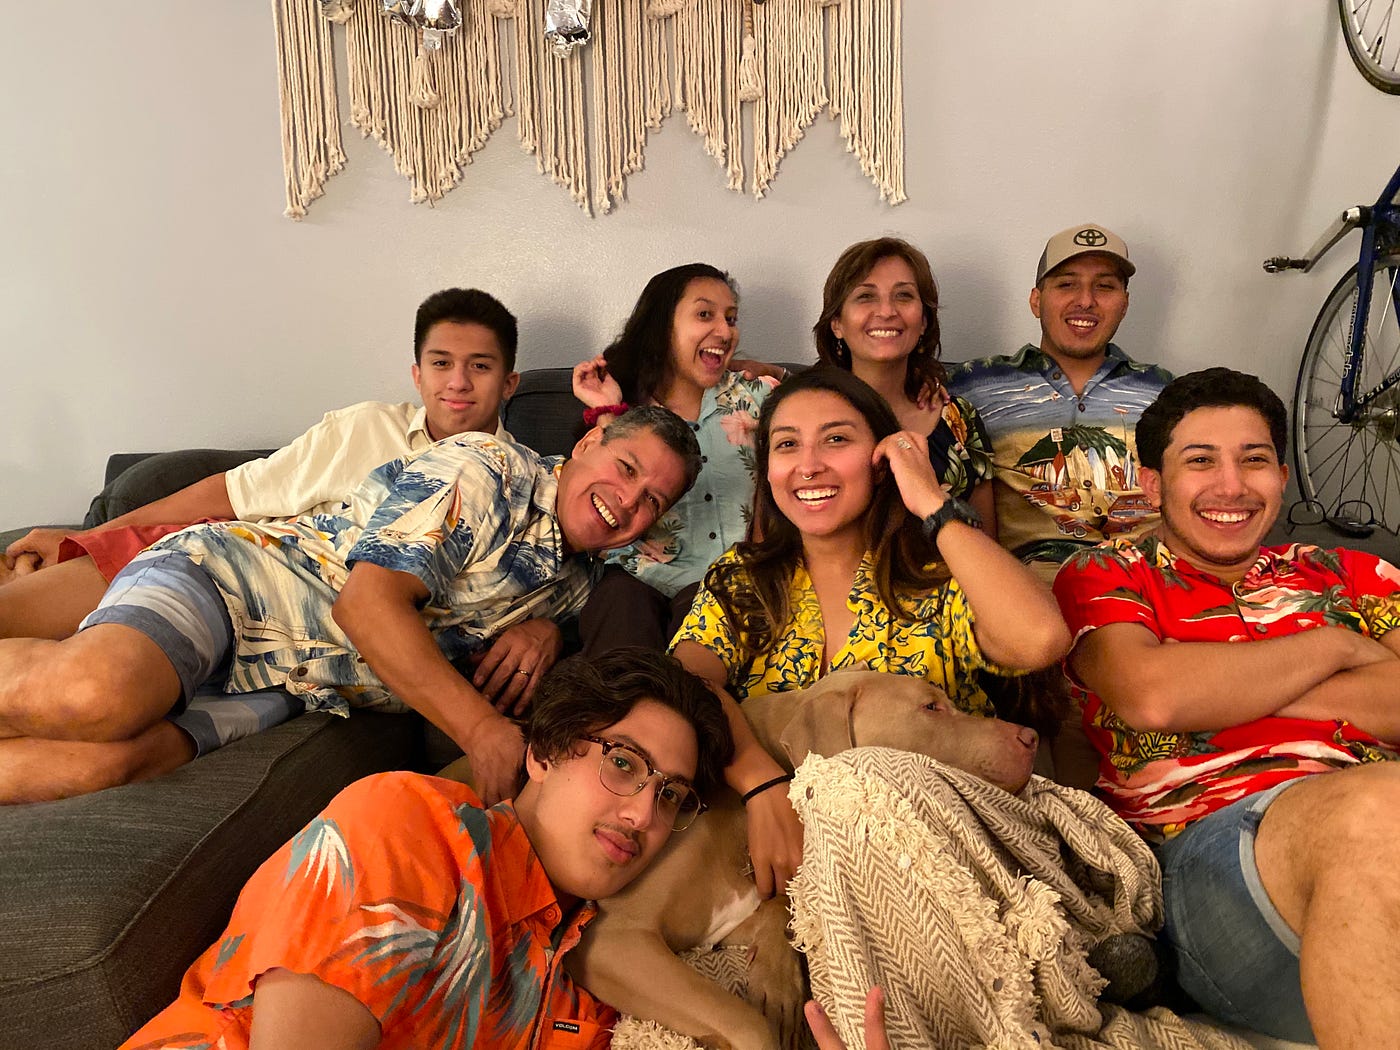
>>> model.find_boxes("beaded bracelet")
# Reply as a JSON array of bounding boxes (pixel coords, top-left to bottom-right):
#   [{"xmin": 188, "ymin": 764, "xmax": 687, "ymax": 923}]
[
  {"xmin": 741, "ymin": 773, "xmax": 794, "ymax": 805},
  {"xmin": 582, "ymin": 402, "xmax": 630, "ymax": 427}
]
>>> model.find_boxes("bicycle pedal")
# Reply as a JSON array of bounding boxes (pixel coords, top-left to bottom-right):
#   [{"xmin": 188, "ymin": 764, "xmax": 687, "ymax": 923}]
[
  {"xmin": 1325, "ymin": 515, "xmax": 1375, "ymax": 540},
  {"xmin": 1262, "ymin": 257, "xmax": 1307, "ymax": 273}
]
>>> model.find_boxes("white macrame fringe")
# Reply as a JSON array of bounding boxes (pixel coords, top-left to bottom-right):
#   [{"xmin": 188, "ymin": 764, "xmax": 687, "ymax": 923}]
[
  {"xmin": 272, "ymin": 0, "xmax": 905, "ymax": 214},
  {"xmin": 272, "ymin": 0, "xmax": 346, "ymax": 220}
]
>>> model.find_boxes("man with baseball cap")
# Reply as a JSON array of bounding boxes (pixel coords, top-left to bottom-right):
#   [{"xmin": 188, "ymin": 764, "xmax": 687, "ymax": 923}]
[{"xmin": 948, "ymin": 224, "xmax": 1172, "ymax": 583}]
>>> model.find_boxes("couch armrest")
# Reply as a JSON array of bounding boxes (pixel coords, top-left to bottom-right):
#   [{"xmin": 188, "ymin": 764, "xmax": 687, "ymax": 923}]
[{"xmin": 85, "ymin": 449, "xmax": 276, "ymax": 528}]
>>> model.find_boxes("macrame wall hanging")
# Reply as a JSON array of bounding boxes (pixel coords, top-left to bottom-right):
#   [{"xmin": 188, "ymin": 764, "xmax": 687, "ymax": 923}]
[{"xmin": 271, "ymin": 0, "xmax": 904, "ymax": 219}]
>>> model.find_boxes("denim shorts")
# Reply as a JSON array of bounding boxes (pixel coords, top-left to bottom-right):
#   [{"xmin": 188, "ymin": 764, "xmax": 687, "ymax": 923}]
[
  {"xmin": 1154, "ymin": 780, "xmax": 1314, "ymax": 1043},
  {"xmin": 79, "ymin": 550, "xmax": 303, "ymax": 756}
]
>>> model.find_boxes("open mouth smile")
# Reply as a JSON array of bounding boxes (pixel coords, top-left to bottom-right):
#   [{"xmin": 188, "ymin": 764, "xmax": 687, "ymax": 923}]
[
  {"xmin": 592, "ymin": 493, "xmax": 619, "ymax": 529},
  {"xmin": 1198, "ymin": 508, "xmax": 1255, "ymax": 525},
  {"xmin": 794, "ymin": 486, "xmax": 838, "ymax": 505}
]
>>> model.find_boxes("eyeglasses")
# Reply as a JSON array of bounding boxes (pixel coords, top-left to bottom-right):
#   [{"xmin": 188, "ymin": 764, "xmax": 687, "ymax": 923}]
[{"xmin": 584, "ymin": 735, "xmax": 707, "ymax": 832}]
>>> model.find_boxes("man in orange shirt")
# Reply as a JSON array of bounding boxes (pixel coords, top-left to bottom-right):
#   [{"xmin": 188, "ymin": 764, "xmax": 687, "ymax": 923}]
[{"xmin": 120, "ymin": 648, "xmax": 733, "ymax": 1050}]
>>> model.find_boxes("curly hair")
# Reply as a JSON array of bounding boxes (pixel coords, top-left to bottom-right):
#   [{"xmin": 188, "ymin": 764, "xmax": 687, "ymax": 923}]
[
  {"xmin": 603, "ymin": 263, "xmax": 737, "ymax": 404},
  {"xmin": 525, "ymin": 648, "xmax": 733, "ymax": 799},
  {"xmin": 1136, "ymin": 367, "xmax": 1287, "ymax": 471},
  {"xmin": 702, "ymin": 366, "xmax": 947, "ymax": 671},
  {"xmin": 812, "ymin": 238, "xmax": 945, "ymax": 403}
]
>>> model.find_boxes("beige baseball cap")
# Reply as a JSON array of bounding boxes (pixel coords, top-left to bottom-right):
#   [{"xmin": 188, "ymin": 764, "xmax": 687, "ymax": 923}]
[{"xmin": 1035, "ymin": 223, "xmax": 1135, "ymax": 284}]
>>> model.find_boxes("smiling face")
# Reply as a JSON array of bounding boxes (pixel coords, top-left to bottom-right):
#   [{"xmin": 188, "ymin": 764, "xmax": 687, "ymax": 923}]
[
  {"xmin": 412, "ymin": 321, "xmax": 520, "ymax": 441},
  {"xmin": 555, "ymin": 426, "xmax": 690, "ymax": 554},
  {"xmin": 829, "ymin": 255, "xmax": 928, "ymax": 370},
  {"xmin": 1029, "ymin": 252, "xmax": 1129, "ymax": 367},
  {"xmin": 1141, "ymin": 405, "xmax": 1288, "ymax": 581},
  {"xmin": 664, "ymin": 277, "xmax": 739, "ymax": 398},
  {"xmin": 519, "ymin": 699, "xmax": 699, "ymax": 903},
  {"xmin": 766, "ymin": 389, "xmax": 878, "ymax": 548}
]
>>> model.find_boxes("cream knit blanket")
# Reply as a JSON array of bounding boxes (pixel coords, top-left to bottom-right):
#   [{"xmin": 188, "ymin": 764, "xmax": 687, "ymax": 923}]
[{"xmin": 785, "ymin": 747, "xmax": 1252, "ymax": 1050}]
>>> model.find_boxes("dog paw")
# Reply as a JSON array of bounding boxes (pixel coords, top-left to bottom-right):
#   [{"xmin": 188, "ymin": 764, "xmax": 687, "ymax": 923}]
[{"xmin": 737, "ymin": 905, "xmax": 806, "ymax": 1050}]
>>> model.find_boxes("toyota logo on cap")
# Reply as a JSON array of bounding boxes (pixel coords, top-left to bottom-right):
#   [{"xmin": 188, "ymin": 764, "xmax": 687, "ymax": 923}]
[{"xmin": 1073, "ymin": 228, "xmax": 1108, "ymax": 247}]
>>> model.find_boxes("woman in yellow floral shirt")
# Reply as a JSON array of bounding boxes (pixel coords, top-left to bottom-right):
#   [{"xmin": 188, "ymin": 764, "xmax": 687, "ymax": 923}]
[{"xmin": 671, "ymin": 367, "xmax": 1069, "ymax": 895}]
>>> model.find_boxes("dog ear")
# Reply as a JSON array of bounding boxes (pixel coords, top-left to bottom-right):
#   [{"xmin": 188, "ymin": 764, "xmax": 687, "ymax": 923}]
[{"xmin": 777, "ymin": 679, "xmax": 858, "ymax": 762}]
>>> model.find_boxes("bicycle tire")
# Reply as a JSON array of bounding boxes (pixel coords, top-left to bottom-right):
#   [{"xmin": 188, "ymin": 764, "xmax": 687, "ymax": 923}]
[
  {"xmin": 1293, "ymin": 253, "xmax": 1400, "ymax": 535},
  {"xmin": 1337, "ymin": 0, "xmax": 1400, "ymax": 94}
]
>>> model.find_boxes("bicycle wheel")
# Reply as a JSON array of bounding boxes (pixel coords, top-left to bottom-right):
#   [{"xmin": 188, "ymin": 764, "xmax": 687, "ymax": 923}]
[
  {"xmin": 1293, "ymin": 253, "xmax": 1400, "ymax": 535},
  {"xmin": 1338, "ymin": 0, "xmax": 1400, "ymax": 94}
]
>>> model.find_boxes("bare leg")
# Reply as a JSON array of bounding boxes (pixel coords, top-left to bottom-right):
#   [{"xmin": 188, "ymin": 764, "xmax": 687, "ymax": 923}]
[
  {"xmin": 248, "ymin": 969, "xmax": 380, "ymax": 1050},
  {"xmin": 0, "ymin": 722, "xmax": 196, "ymax": 803},
  {"xmin": 1253, "ymin": 763, "xmax": 1400, "ymax": 1049},
  {"xmin": 0, "ymin": 556, "xmax": 111, "ymax": 640},
  {"xmin": 0, "ymin": 625, "xmax": 181, "ymax": 741}
]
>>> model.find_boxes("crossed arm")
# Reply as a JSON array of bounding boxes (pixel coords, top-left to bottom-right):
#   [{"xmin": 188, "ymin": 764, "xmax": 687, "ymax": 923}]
[{"xmin": 1069, "ymin": 621, "xmax": 1400, "ymax": 740}]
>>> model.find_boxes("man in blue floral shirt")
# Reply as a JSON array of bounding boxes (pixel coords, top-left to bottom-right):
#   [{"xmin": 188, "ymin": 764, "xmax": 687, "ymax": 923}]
[{"xmin": 0, "ymin": 407, "xmax": 700, "ymax": 805}]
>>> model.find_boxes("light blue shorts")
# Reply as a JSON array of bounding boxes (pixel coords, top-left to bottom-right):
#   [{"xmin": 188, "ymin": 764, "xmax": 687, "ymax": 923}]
[
  {"xmin": 80, "ymin": 550, "xmax": 302, "ymax": 756},
  {"xmin": 1154, "ymin": 779, "xmax": 1314, "ymax": 1043}
]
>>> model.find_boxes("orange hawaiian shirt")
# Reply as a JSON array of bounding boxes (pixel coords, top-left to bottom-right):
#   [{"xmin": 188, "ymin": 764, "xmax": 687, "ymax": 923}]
[{"xmin": 121, "ymin": 772, "xmax": 616, "ymax": 1050}]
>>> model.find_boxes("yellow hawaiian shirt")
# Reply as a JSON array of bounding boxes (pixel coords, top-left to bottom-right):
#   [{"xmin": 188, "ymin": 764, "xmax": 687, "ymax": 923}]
[{"xmin": 672, "ymin": 549, "xmax": 1019, "ymax": 714}]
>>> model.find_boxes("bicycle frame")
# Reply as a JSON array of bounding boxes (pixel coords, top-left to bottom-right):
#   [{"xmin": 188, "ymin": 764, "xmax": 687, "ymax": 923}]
[{"xmin": 1266, "ymin": 164, "xmax": 1400, "ymax": 424}]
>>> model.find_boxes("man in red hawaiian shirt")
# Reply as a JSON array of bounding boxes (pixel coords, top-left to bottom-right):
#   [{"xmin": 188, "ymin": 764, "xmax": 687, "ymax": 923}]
[{"xmin": 1054, "ymin": 367, "xmax": 1400, "ymax": 1047}]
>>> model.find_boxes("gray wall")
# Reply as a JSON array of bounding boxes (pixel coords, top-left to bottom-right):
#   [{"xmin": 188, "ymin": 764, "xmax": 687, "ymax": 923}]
[{"xmin": 3, "ymin": 4, "xmax": 1398, "ymax": 528}]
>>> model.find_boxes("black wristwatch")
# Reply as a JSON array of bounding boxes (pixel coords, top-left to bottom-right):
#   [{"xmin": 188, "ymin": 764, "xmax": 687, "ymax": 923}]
[{"xmin": 921, "ymin": 497, "xmax": 983, "ymax": 545}]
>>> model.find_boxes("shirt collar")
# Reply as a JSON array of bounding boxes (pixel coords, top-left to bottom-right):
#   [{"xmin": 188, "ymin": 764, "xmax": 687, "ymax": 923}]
[
  {"xmin": 488, "ymin": 800, "xmax": 598, "ymax": 930},
  {"xmin": 408, "ymin": 406, "xmax": 507, "ymax": 447},
  {"xmin": 1011, "ymin": 342, "xmax": 1135, "ymax": 382}
]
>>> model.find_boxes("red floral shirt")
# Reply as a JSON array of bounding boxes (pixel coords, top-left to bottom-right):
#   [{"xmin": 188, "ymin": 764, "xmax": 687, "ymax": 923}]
[{"xmin": 1053, "ymin": 537, "xmax": 1400, "ymax": 839}]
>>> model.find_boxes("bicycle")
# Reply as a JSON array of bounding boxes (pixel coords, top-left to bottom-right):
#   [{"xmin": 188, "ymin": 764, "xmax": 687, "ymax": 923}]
[
  {"xmin": 1339, "ymin": 0, "xmax": 1400, "ymax": 94},
  {"xmin": 1264, "ymin": 162, "xmax": 1400, "ymax": 539}
]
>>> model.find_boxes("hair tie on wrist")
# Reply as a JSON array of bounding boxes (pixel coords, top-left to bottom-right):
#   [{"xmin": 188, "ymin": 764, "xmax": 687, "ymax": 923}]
[
  {"xmin": 741, "ymin": 773, "xmax": 793, "ymax": 805},
  {"xmin": 582, "ymin": 402, "xmax": 630, "ymax": 427}
]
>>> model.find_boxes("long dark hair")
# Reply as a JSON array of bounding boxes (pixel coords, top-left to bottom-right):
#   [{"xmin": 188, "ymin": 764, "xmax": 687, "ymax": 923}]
[
  {"xmin": 603, "ymin": 263, "xmax": 737, "ymax": 404},
  {"xmin": 813, "ymin": 237, "xmax": 945, "ymax": 403},
  {"xmin": 703, "ymin": 366, "xmax": 947, "ymax": 669}
]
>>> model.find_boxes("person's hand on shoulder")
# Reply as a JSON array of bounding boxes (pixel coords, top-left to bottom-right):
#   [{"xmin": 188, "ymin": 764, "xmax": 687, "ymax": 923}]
[
  {"xmin": 462, "ymin": 711, "xmax": 527, "ymax": 805},
  {"xmin": 729, "ymin": 359, "xmax": 788, "ymax": 384},
  {"xmin": 873, "ymin": 430, "xmax": 946, "ymax": 520}
]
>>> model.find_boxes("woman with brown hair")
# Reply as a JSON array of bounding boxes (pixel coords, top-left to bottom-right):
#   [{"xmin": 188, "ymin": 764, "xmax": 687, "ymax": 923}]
[{"xmin": 814, "ymin": 237, "xmax": 997, "ymax": 536}]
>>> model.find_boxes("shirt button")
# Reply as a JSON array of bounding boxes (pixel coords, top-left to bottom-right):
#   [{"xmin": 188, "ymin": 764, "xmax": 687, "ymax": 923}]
[
  {"xmin": 545, "ymin": 905, "xmax": 560, "ymax": 923},
  {"xmin": 704, "ymin": 493, "xmax": 713, "ymax": 502},
  {"xmin": 709, "ymin": 532, "xmax": 717, "ymax": 540},
  {"xmin": 701, "ymin": 455, "xmax": 708, "ymax": 463},
  {"xmin": 1082, "ymin": 480, "xmax": 1093, "ymax": 489},
  {"xmin": 293, "ymin": 666, "xmax": 308, "ymax": 677},
  {"xmin": 1077, "ymin": 402, "xmax": 1086, "ymax": 413},
  {"xmin": 690, "ymin": 422, "xmax": 700, "ymax": 431},
  {"xmin": 1053, "ymin": 371, "xmax": 1063, "ymax": 380},
  {"xmin": 1255, "ymin": 624, "xmax": 1268, "ymax": 634}
]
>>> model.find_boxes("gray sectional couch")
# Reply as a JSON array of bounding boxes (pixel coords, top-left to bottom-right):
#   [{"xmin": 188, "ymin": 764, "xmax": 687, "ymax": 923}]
[{"xmin": 0, "ymin": 367, "xmax": 585, "ymax": 1050}]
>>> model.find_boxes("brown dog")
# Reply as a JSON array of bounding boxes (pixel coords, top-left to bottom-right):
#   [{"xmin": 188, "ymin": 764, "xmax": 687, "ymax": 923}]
[{"xmin": 565, "ymin": 668, "xmax": 1040, "ymax": 1050}]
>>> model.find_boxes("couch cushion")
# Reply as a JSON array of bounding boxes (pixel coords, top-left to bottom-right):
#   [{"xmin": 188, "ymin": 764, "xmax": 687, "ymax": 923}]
[
  {"xmin": 503, "ymin": 367, "xmax": 584, "ymax": 458},
  {"xmin": 85, "ymin": 449, "xmax": 274, "ymax": 528},
  {"xmin": 0, "ymin": 710, "xmax": 420, "ymax": 1050}
]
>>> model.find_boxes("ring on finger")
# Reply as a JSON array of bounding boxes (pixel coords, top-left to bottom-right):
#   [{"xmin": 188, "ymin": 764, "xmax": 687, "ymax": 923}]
[
  {"xmin": 515, "ymin": 668, "xmax": 530, "ymax": 677},
  {"xmin": 897, "ymin": 439, "xmax": 912, "ymax": 450}
]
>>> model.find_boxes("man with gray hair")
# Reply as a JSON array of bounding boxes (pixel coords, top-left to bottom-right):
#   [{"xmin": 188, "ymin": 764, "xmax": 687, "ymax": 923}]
[{"xmin": 0, "ymin": 407, "xmax": 700, "ymax": 806}]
